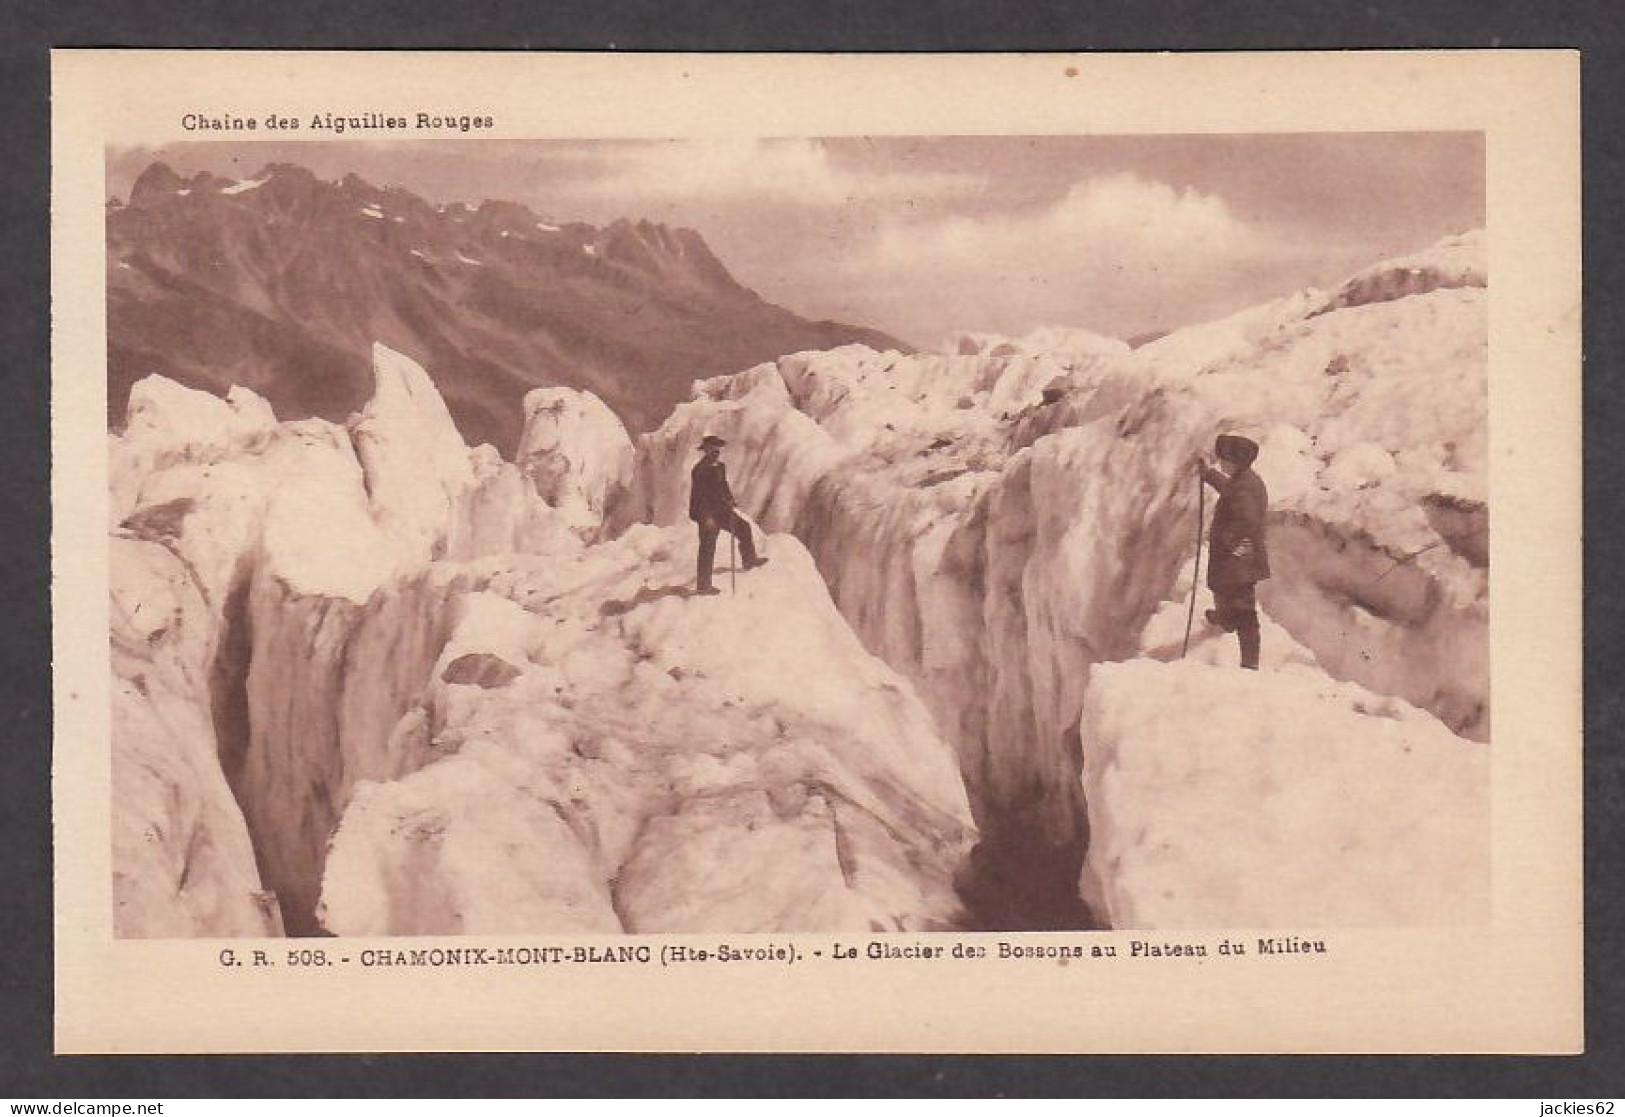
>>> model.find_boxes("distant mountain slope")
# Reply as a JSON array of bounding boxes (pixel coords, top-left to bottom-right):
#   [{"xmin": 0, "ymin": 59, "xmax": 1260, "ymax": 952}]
[{"xmin": 107, "ymin": 162, "xmax": 908, "ymax": 453}]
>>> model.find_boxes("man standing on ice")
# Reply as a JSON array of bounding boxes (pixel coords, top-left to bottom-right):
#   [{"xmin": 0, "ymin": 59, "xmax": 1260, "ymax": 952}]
[
  {"xmin": 690, "ymin": 434, "xmax": 767, "ymax": 596},
  {"xmin": 1196, "ymin": 433, "xmax": 1271, "ymax": 670}
]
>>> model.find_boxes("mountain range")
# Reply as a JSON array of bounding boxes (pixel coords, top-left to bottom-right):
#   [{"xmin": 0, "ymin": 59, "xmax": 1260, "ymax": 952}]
[{"xmin": 107, "ymin": 161, "xmax": 907, "ymax": 453}]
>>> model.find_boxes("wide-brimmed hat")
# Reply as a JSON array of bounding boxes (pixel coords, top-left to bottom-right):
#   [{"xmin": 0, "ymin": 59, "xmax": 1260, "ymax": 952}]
[
  {"xmin": 698, "ymin": 435, "xmax": 727, "ymax": 451},
  {"xmin": 1214, "ymin": 433, "xmax": 1259, "ymax": 467}
]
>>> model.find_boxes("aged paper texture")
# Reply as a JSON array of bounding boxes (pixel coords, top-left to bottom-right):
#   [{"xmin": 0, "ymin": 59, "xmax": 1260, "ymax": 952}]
[{"xmin": 53, "ymin": 50, "xmax": 1581, "ymax": 1053}]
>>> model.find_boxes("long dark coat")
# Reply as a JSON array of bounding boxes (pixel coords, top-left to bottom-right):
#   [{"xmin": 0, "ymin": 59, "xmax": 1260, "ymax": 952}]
[
  {"xmin": 689, "ymin": 457, "xmax": 735, "ymax": 524},
  {"xmin": 1205, "ymin": 465, "xmax": 1271, "ymax": 590}
]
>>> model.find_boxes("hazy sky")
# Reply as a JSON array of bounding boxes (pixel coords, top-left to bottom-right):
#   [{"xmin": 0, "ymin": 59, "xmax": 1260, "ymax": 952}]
[{"xmin": 109, "ymin": 134, "xmax": 1484, "ymax": 347}]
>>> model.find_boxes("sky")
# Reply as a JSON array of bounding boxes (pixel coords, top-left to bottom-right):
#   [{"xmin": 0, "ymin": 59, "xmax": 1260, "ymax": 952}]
[{"xmin": 108, "ymin": 134, "xmax": 1484, "ymax": 348}]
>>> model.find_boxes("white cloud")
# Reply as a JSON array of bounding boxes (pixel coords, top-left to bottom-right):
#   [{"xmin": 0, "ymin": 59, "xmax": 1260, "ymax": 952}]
[
  {"xmin": 568, "ymin": 139, "xmax": 982, "ymax": 207},
  {"xmin": 839, "ymin": 173, "xmax": 1310, "ymax": 342},
  {"xmin": 872, "ymin": 173, "xmax": 1267, "ymax": 269}
]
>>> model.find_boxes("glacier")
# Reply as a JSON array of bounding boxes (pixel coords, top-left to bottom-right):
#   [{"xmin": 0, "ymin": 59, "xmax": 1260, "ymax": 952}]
[
  {"xmin": 110, "ymin": 343, "xmax": 969, "ymax": 935},
  {"xmin": 318, "ymin": 528, "xmax": 973, "ymax": 935},
  {"xmin": 623, "ymin": 231, "xmax": 1489, "ymax": 926},
  {"xmin": 107, "ymin": 231, "xmax": 1491, "ymax": 936}
]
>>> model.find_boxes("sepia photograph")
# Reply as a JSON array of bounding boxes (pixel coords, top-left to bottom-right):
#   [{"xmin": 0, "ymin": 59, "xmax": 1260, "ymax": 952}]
[
  {"xmin": 102, "ymin": 133, "xmax": 1491, "ymax": 939},
  {"xmin": 51, "ymin": 50, "xmax": 1580, "ymax": 1055}
]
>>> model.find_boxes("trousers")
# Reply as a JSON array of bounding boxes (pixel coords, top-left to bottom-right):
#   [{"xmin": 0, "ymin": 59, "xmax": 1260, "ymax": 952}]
[
  {"xmin": 696, "ymin": 511, "xmax": 758, "ymax": 590},
  {"xmin": 1212, "ymin": 583, "xmax": 1261, "ymax": 670}
]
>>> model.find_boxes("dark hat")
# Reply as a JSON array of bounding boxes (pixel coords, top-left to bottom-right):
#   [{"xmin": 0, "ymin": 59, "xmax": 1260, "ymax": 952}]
[
  {"xmin": 698, "ymin": 435, "xmax": 726, "ymax": 451},
  {"xmin": 1214, "ymin": 433, "xmax": 1259, "ymax": 467}
]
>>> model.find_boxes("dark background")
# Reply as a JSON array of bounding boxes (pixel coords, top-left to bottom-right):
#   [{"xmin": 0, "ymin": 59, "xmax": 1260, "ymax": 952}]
[{"xmin": 2, "ymin": 0, "xmax": 1620, "ymax": 1098}]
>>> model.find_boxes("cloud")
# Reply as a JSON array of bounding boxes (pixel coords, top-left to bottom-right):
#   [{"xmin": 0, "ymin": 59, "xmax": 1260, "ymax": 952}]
[
  {"xmin": 561, "ymin": 139, "xmax": 983, "ymax": 207},
  {"xmin": 873, "ymin": 173, "xmax": 1268, "ymax": 270},
  {"xmin": 834, "ymin": 173, "xmax": 1315, "ymax": 343}
]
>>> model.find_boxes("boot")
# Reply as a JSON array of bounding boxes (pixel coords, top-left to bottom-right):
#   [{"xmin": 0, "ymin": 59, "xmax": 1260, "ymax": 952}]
[{"xmin": 695, "ymin": 584, "xmax": 721, "ymax": 597}]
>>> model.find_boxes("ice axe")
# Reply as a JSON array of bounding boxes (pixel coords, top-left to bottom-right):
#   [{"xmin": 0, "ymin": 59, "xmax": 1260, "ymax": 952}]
[{"xmin": 1181, "ymin": 464, "xmax": 1206, "ymax": 659}]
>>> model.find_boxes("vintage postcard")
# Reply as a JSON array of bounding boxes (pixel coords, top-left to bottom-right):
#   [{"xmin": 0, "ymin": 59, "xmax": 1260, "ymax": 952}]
[{"xmin": 52, "ymin": 50, "xmax": 1581, "ymax": 1053}]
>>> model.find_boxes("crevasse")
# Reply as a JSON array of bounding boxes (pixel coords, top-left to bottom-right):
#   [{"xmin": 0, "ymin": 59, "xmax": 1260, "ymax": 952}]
[{"xmin": 619, "ymin": 232, "xmax": 1491, "ymax": 927}]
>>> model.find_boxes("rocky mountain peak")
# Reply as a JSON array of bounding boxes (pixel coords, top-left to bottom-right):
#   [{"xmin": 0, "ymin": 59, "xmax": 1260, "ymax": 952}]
[
  {"xmin": 127, "ymin": 161, "xmax": 184, "ymax": 206},
  {"xmin": 107, "ymin": 159, "xmax": 909, "ymax": 454}
]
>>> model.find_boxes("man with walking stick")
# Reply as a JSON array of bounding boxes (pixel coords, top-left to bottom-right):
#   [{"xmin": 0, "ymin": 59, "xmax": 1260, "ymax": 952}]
[
  {"xmin": 689, "ymin": 435, "xmax": 767, "ymax": 596},
  {"xmin": 1192, "ymin": 433, "xmax": 1271, "ymax": 669}
]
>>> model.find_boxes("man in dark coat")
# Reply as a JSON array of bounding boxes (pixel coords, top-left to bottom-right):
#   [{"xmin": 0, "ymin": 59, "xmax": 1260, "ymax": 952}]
[
  {"xmin": 690, "ymin": 435, "xmax": 766, "ymax": 595},
  {"xmin": 1196, "ymin": 433, "xmax": 1271, "ymax": 669}
]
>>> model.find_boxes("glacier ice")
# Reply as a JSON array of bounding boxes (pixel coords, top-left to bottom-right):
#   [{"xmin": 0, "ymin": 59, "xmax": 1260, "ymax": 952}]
[
  {"xmin": 317, "ymin": 528, "xmax": 974, "ymax": 935},
  {"xmin": 107, "ymin": 231, "xmax": 1493, "ymax": 935},
  {"xmin": 109, "ymin": 342, "xmax": 970, "ymax": 935},
  {"xmin": 623, "ymin": 231, "xmax": 1491, "ymax": 925},
  {"xmin": 1080, "ymin": 659, "xmax": 1488, "ymax": 928}
]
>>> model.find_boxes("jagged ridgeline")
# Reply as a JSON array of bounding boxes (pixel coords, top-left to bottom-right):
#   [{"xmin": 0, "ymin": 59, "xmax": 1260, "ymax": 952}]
[
  {"xmin": 107, "ymin": 161, "xmax": 907, "ymax": 454},
  {"xmin": 110, "ymin": 217, "xmax": 1490, "ymax": 937}
]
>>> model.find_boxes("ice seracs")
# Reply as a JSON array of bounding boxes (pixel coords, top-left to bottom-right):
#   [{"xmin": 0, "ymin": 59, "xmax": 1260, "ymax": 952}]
[
  {"xmin": 347, "ymin": 342, "xmax": 476, "ymax": 567},
  {"xmin": 111, "ymin": 377, "xmax": 277, "ymax": 524},
  {"xmin": 107, "ymin": 229, "xmax": 1492, "ymax": 937},
  {"xmin": 107, "ymin": 344, "xmax": 626, "ymax": 934},
  {"xmin": 111, "ymin": 532, "xmax": 281, "ymax": 937},
  {"xmin": 514, "ymin": 387, "xmax": 634, "ymax": 536},
  {"xmin": 1157, "ymin": 236, "xmax": 1490, "ymax": 739},
  {"xmin": 625, "ymin": 333, "xmax": 1219, "ymax": 924},
  {"xmin": 1315, "ymin": 228, "xmax": 1486, "ymax": 316},
  {"xmin": 318, "ymin": 527, "xmax": 974, "ymax": 935},
  {"xmin": 623, "ymin": 230, "xmax": 1491, "ymax": 926},
  {"xmin": 109, "ymin": 342, "xmax": 970, "ymax": 936}
]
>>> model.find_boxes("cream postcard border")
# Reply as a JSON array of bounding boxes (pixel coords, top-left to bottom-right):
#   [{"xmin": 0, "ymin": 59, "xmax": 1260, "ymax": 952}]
[{"xmin": 51, "ymin": 50, "xmax": 1582, "ymax": 1054}]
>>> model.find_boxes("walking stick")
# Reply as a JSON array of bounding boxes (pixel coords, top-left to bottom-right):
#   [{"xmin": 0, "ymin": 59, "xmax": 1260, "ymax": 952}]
[
  {"xmin": 730, "ymin": 529, "xmax": 737, "ymax": 596},
  {"xmin": 1181, "ymin": 468, "xmax": 1206, "ymax": 659}
]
